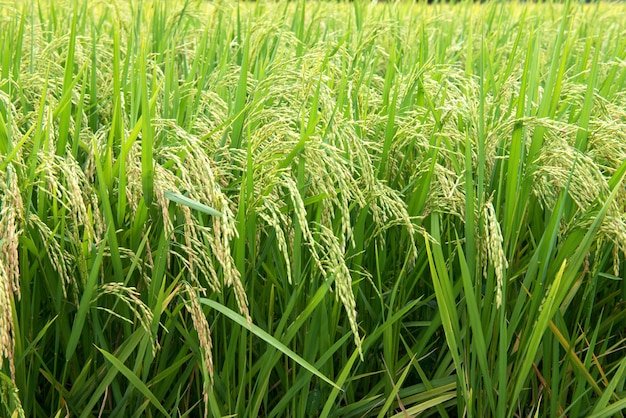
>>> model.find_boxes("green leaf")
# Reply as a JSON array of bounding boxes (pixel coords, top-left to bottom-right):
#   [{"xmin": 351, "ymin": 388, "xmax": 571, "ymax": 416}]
[
  {"xmin": 164, "ymin": 191, "xmax": 223, "ymax": 217},
  {"xmin": 199, "ymin": 298, "xmax": 340, "ymax": 391},
  {"xmin": 66, "ymin": 233, "xmax": 108, "ymax": 362},
  {"xmin": 96, "ymin": 346, "xmax": 171, "ymax": 418}
]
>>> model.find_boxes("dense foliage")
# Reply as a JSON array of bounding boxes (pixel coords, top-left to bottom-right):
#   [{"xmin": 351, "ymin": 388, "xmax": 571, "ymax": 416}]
[{"xmin": 0, "ymin": 0, "xmax": 625, "ymax": 416}]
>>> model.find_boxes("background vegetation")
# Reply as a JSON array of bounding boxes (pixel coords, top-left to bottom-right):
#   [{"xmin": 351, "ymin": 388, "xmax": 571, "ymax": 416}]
[{"xmin": 0, "ymin": 0, "xmax": 625, "ymax": 416}]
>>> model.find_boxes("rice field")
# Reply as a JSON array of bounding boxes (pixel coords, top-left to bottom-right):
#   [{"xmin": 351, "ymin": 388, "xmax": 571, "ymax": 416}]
[{"xmin": 1, "ymin": 0, "xmax": 626, "ymax": 416}]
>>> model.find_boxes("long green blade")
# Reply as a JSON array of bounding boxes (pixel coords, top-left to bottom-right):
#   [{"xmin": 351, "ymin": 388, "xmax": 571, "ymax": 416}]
[{"xmin": 200, "ymin": 298, "xmax": 341, "ymax": 391}]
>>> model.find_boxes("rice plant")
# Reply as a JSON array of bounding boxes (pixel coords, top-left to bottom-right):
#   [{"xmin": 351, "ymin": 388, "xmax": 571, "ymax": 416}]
[{"xmin": 0, "ymin": 0, "xmax": 625, "ymax": 416}]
